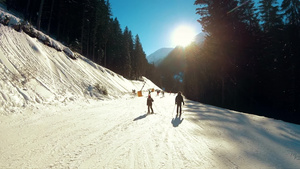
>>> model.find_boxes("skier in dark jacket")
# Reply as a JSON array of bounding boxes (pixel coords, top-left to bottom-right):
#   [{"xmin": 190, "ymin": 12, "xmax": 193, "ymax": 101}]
[
  {"xmin": 175, "ymin": 92, "xmax": 184, "ymax": 117},
  {"xmin": 147, "ymin": 95, "xmax": 154, "ymax": 114}
]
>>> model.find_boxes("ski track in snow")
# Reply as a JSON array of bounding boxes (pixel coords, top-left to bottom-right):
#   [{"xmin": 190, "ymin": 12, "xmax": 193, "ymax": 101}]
[
  {"xmin": 0, "ymin": 94, "xmax": 207, "ymax": 169},
  {"xmin": 1, "ymin": 93, "xmax": 300, "ymax": 168}
]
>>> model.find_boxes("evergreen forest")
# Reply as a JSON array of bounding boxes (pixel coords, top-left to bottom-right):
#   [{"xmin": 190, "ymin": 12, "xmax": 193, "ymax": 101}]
[{"xmin": 182, "ymin": 0, "xmax": 300, "ymax": 124}]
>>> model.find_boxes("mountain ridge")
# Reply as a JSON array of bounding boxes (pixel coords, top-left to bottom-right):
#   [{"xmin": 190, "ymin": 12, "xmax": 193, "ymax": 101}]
[
  {"xmin": 146, "ymin": 47, "xmax": 173, "ymax": 66},
  {"xmin": 146, "ymin": 32, "xmax": 206, "ymax": 66}
]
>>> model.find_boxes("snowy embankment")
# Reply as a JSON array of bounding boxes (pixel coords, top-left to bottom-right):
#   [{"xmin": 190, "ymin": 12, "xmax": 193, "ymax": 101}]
[
  {"xmin": 0, "ymin": 7, "xmax": 158, "ymax": 115},
  {"xmin": 1, "ymin": 7, "xmax": 300, "ymax": 169}
]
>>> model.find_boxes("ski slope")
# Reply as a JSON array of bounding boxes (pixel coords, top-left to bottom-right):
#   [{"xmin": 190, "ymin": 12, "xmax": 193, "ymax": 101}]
[
  {"xmin": 1, "ymin": 93, "xmax": 300, "ymax": 168},
  {"xmin": 0, "ymin": 6, "xmax": 300, "ymax": 168}
]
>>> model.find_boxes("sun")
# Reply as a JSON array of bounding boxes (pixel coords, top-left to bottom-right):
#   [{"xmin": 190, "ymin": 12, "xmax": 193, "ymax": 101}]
[{"xmin": 171, "ymin": 25, "xmax": 196, "ymax": 47}]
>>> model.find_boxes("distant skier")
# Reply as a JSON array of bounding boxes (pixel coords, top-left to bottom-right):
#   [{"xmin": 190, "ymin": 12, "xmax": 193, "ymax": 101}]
[
  {"xmin": 147, "ymin": 95, "xmax": 154, "ymax": 114},
  {"xmin": 175, "ymin": 92, "xmax": 184, "ymax": 117}
]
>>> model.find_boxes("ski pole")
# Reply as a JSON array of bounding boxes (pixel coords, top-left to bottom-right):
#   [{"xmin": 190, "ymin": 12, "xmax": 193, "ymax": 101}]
[{"xmin": 172, "ymin": 104, "xmax": 176, "ymax": 118}]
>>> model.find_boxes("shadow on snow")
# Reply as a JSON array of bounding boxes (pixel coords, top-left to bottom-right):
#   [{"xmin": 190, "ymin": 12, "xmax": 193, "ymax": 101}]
[
  {"xmin": 171, "ymin": 116, "xmax": 184, "ymax": 127},
  {"xmin": 183, "ymin": 99, "xmax": 300, "ymax": 167},
  {"xmin": 133, "ymin": 114, "xmax": 148, "ymax": 121}
]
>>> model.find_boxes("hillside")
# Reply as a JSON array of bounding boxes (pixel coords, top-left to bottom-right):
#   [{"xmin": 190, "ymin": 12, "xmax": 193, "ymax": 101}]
[
  {"xmin": 146, "ymin": 33, "xmax": 205, "ymax": 66},
  {"xmin": 146, "ymin": 48, "xmax": 173, "ymax": 66},
  {"xmin": 194, "ymin": 32, "xmax": 206, "ymax": 44},
  {"xmin": 0, "ymin": 9, "xmax": 159, "ymax": 115}
]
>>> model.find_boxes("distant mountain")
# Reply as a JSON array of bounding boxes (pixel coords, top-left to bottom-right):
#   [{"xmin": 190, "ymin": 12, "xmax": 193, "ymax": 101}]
[
  {"xmin": 146, "ymin": 48, "xmax": 174, "ymax": 66},
  {"xmin": 194, "ymin": 32, "xmax": 206, "ymax": 45},
  {"xmin": 147, "ymin": 33, "xmax": 206, "ymax": 66}
]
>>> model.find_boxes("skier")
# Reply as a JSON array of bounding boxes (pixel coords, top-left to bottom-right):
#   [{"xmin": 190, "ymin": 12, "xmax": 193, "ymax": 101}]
[
  {"xmin": 175, "ymin": 91, "xmax": 184, "ymax": 117},
  {"xmin": 147, "ymin": 95, "xmax": 154, "ymax": 114}
]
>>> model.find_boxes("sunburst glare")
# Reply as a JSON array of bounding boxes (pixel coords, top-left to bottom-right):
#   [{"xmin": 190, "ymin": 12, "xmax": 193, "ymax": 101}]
[{"xmin": 171, "ymin": 25, "xmax": 196, "ymax": 47}]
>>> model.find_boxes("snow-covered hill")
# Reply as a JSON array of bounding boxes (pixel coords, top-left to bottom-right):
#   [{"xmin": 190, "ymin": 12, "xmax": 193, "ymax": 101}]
[
  {"xmin": 0, "ymin": 7, "xmax": 159, "ymax": 115},
  {"xmin": 1, "ymin": 7, "xmax": 300, "ymax": 169}
]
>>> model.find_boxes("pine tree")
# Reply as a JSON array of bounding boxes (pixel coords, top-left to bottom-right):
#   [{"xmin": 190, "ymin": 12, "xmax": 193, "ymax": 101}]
[
  {"xmin": 258, "ymin": 0, "xmax": 283, "ymax": 32},
  {"xmin": 46, "ymin": 0, "xmax": 55, "ymax": 34},
  {"xmin": 238, "ymin": 0, "xmax": 260, "ymax": 30},
  {"xmin": 37, "ymin": 0, "xmax": 45, "ymax": 30},
  {"xmin": 106, "ymin": 18, "xmax": 123, "ymax": 73},
  {"xmin": 91, "ymin": 0, "xmax": 112, "ymax": 64},
  {"xmin": 195, "ymin": 0, "xmax": 251, "ymax": 106},
  {"xmin": 133, "ymin": 35, "xmax": 147, "ymax": 79},
  {"xmin": 25, "ymin": 0, "xmax": 31, "ymax": 21},
  {"xmin": 281, "ymin": 0, "xmax": 300, "ymax": 25},
  {"xmin": 122, "ymin": 27, "xmax": 134, "ymax": 78},
  {"xmin": 280, "ymin": 0, "xmax": 300, "ymax": 117}
]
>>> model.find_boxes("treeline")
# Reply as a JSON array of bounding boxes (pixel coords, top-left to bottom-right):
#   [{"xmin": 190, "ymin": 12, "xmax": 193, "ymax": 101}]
[
  {"xmin": 182, "ymin": 0, "xmax": 300, "ymax": 124},
  {"xmin": 4, "ymin": 0, "xmax": 155, "ymax": 80}
]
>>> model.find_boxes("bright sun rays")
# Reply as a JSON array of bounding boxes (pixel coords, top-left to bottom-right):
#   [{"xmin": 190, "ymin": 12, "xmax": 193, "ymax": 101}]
[{"xmin": 171, "ymin": 25, "xmax": 196, "ymax": 47}]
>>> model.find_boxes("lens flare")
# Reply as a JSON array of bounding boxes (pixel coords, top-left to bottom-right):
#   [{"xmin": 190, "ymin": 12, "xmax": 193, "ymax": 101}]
[{"xmin": 171, "ymin": 25, "xmax": 196, "ymax": 47}]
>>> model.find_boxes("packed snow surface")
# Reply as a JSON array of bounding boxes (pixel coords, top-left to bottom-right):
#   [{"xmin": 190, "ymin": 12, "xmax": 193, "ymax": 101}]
[
  {"xmin": 1, "ymin": 94, "xmax": 300, "ymax": 168},
  {"xmin": 0, "ymin": 7, "xmax": 300, "ymax": 169}
]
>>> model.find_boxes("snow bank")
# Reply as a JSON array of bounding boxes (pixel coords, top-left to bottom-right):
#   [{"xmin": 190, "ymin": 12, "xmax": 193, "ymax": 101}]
[
  {"xmin": 0, "ymin": 9, "xmax": 20, "ymax": 26},
  {"xmin": 0, "ymin": 8, "xmax": 160, "ymax": 115},
  {"xmin": 0, "ymin": 8, "xmax": 63, "ymax": 52}
]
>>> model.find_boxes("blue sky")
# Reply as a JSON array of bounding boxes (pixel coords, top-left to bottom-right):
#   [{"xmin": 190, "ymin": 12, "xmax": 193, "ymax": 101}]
[
  {"xmin": 110, "ymin": 0, "xmax": 201, "ymax": 56},
  {"xmin": 110, "ymin": 0, "xmax": 283, "ymax": 56}
]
